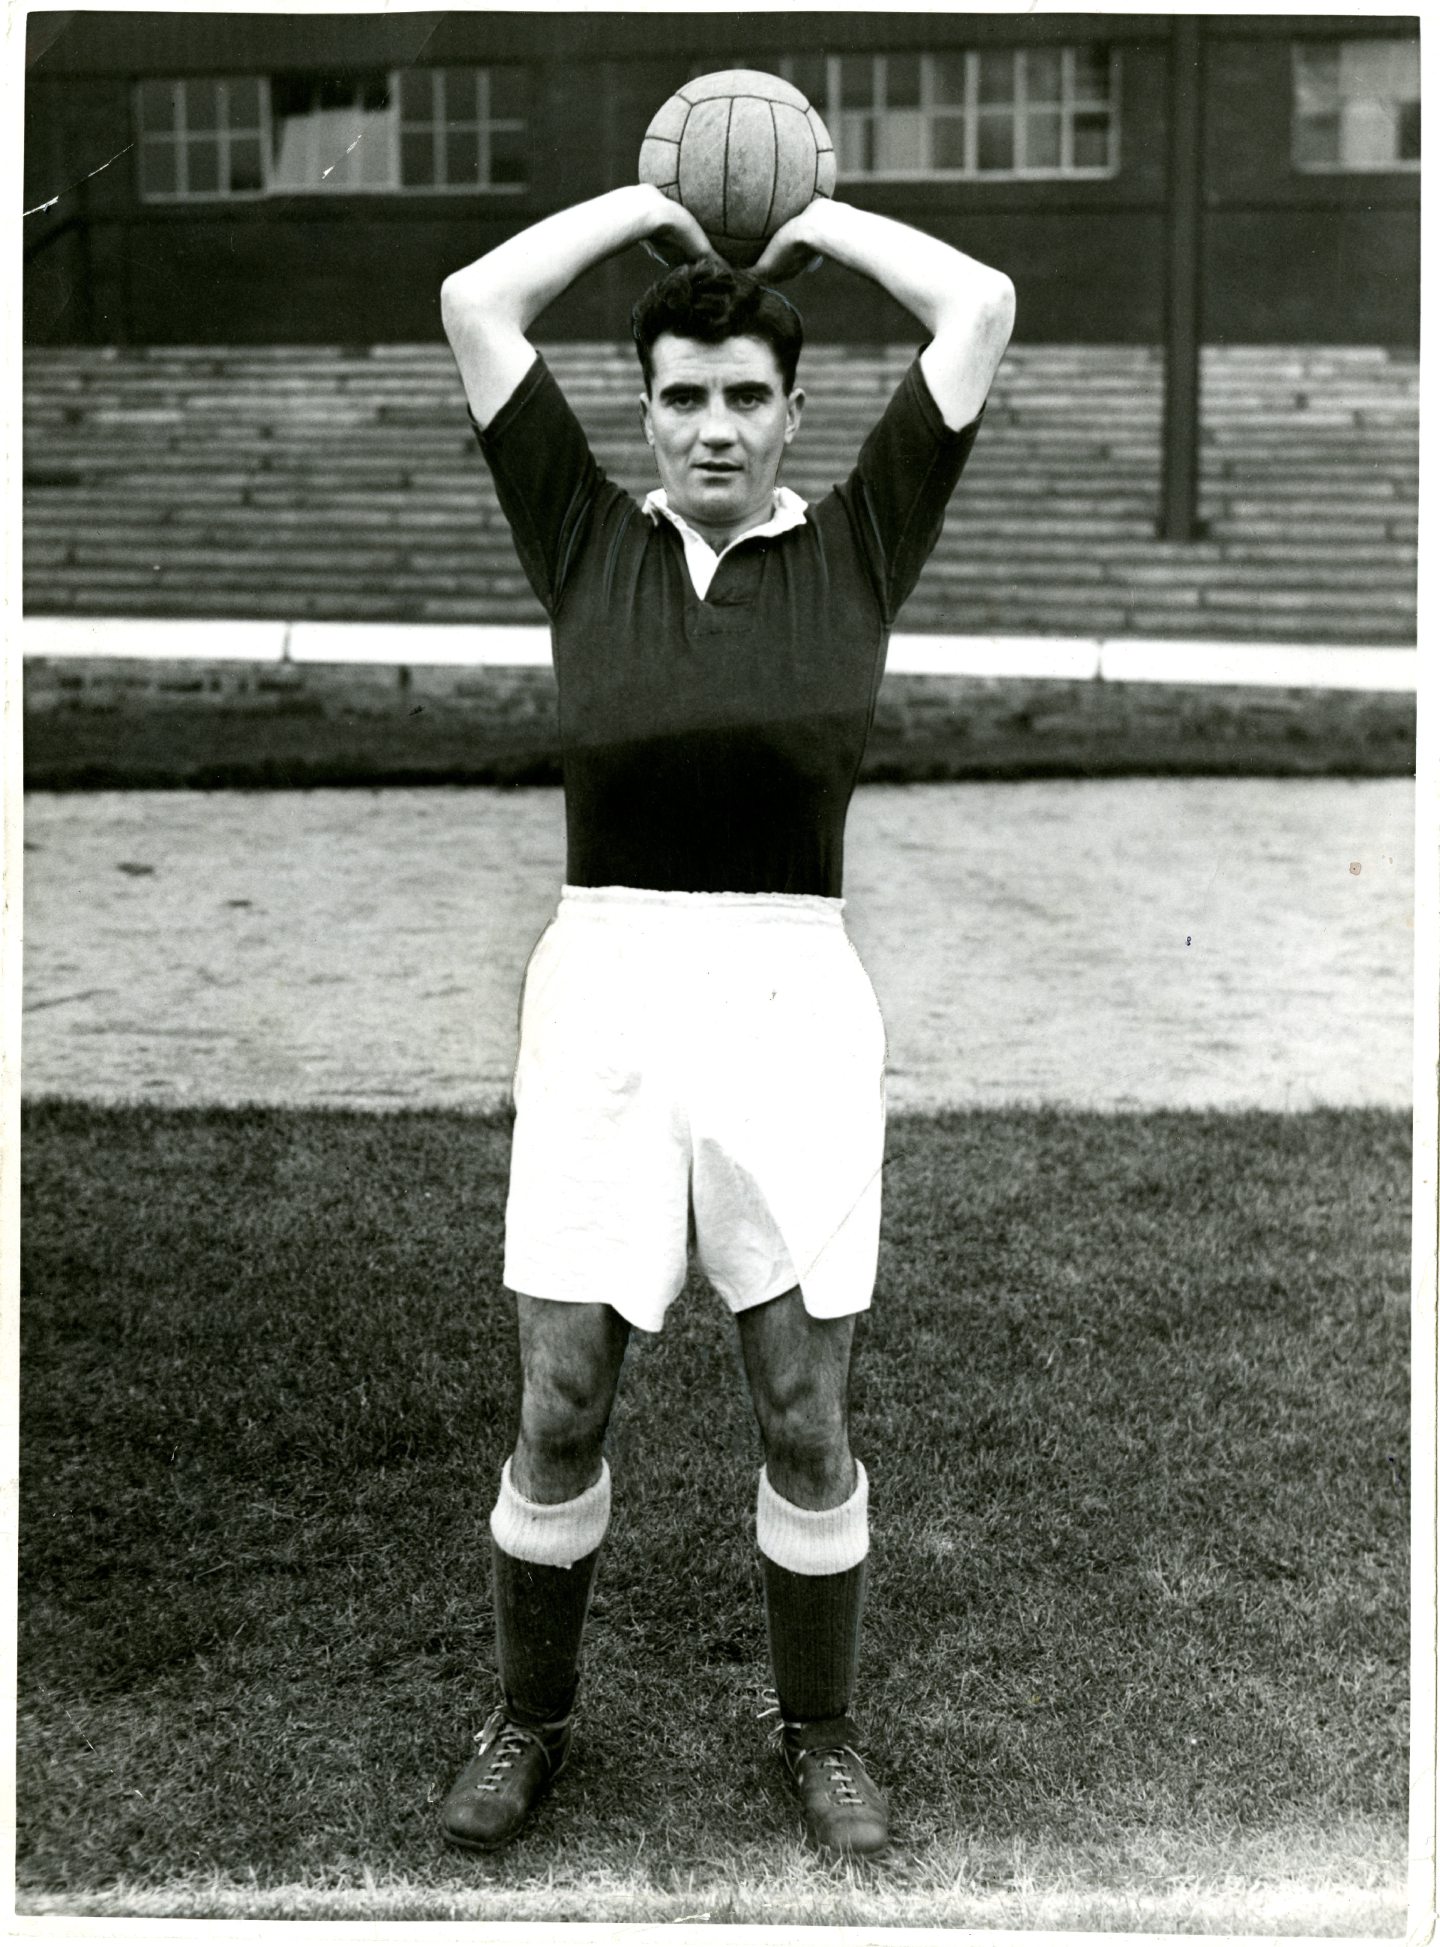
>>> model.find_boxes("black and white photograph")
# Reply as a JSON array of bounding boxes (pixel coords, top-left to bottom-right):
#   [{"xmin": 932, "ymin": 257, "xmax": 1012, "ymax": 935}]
[{"xmin": 10, "ymin": 2, "xmax": 1428, "ymax": 1933}]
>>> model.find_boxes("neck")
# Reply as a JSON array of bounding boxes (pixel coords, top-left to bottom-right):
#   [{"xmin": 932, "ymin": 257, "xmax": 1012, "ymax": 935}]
[{"xmin": 674, "ymin": 492, "xmax": 778, "ymax": 553}]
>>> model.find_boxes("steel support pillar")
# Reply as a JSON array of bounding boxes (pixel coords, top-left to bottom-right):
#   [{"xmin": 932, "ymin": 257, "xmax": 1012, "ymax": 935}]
[{"xmin": 1161, "ymin": 16, "xmax": 1204, "ymax": 542}]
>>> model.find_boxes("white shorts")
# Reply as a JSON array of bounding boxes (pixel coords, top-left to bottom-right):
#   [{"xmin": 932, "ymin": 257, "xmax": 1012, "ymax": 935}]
[{"xmin": 503, "ymin": 885, "xmax": 887, "ymax": 1334}]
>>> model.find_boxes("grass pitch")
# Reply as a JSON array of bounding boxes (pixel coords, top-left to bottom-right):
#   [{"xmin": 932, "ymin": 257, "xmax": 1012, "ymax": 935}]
[{"xmin": 17, "ymin": 1103, "xmax": 1410, "ymax": 1929}]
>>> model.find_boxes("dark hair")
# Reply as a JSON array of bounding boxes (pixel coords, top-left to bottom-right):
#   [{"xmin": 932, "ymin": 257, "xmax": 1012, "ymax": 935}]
[{"xmin": 631, "ymin": 258, "xmax": 804, "ymax": 395}]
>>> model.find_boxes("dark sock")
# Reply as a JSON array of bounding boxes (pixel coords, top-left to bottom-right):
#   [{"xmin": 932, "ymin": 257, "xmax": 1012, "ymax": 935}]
[
  {"xmin": 492, "ymin": 1539, "xmax": 601, "ymax": 1727},
  {"xmin": 761, "ymin": 1552, "xmax": 867, "ymax": 1727}
]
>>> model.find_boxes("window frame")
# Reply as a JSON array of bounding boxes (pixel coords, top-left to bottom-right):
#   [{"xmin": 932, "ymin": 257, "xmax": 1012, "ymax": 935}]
[
  {"xmin": 1290, "ymin": 37, "xmax": 1420, "ymax": 176},
  {"xmin": 133, "ymin": 67, "xmax": 530, "ymax": 202}
]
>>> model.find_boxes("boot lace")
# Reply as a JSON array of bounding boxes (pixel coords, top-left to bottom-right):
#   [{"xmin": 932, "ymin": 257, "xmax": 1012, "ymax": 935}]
[
  {"xmin": 816, "ymin": 1748, "xmax": 864, "ymax": 1806},
  {"xmin": 473, "ymin": 1709, "xmax": 537, "ymax": 1794}
]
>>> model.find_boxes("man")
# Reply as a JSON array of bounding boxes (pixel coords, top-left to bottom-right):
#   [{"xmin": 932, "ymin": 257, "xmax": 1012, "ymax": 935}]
[{"xmin": 438, "ymin": 180, "xmax": 1013, "ymax": 1860}]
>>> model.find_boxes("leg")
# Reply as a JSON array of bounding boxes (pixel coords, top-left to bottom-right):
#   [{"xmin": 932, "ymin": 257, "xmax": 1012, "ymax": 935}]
[
  {"xmin": 442, "ymin": 1296, "xmax": 629, "ymax": 1854},
  {"xmin": 737, "ymin": 1290, "xmax": 865, "ymax": 1722},
  {"xmin": 736, "ymin": 1288, "xmax": 887, "ymax": 1857}
]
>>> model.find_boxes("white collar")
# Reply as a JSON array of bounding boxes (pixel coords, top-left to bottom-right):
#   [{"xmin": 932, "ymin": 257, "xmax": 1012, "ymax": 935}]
[{"xmin": 642, "ymin": 485, "xmax": 809, "ymax": 599}]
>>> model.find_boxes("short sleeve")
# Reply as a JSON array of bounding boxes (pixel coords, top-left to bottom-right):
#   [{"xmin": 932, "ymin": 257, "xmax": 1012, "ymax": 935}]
[
  {"xmin": 472, "ymin": 352, "xmax": 611, "ymax": 615},
  {"xmin": 830, "ymin": 357, "xmax": 983, "ymax": 625}
]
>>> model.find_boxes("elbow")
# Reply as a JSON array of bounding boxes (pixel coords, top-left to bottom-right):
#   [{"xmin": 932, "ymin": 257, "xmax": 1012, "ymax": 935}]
[
  {"xmin": 440, "ymin": 260, "xmax": 514, "ymax": 341},
  {"xmin": 982, "ymin": 271, "xmax": 1017, "ymax": 340},
  {"xmin": 439, "ymin": 269, "xmax": 469, "ymax": 341}
]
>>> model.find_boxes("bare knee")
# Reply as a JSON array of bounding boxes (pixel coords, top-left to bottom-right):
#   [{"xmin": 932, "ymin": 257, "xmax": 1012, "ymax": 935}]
[
  {"xmin": 520, "ymin": 1360, "xmax": 612, "ymax": 1468},
  {"xmin": 511, "ymin": 1297, "xmax": 628, "ymax": 1502},
  {"xmin": 756, "ymin": 1380, "xmax": 853, "ymax": 1509}
]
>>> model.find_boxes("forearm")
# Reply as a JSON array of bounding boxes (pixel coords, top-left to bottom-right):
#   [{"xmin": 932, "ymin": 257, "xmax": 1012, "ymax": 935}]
[
  {"xmin": 442, "ymin": 184, "xmax": 672, "ymax": 339},
  {"xmin": 793, "ymin": 200, "xmax": 1011, "ymax": 340},
  {"xmin": 760, "ymin": 200, "xmax": 1014, "ymax": 429}
]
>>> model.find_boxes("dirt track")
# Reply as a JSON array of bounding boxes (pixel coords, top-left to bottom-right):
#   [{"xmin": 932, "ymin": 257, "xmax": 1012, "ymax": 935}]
[{"xmin": 21, "ymin": 777, "xmax": 1414, "ymax": 1113}]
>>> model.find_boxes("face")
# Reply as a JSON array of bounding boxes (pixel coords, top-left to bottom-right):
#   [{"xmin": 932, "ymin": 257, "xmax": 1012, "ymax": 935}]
[{"xmin": 640, "ymin": 332, "xmax": 804, "ymax": 548}]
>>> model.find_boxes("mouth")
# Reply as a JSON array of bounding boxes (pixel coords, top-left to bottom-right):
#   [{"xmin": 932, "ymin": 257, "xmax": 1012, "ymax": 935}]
[{"xmin": 694, "ymin": 461, "xmax": 741, "ymax": 476}]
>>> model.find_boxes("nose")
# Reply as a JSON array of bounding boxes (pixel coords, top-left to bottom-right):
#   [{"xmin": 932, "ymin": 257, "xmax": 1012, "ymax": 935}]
[{"xmin": 698, "ymin": 401, "xmax": 737, "ymax": 448}]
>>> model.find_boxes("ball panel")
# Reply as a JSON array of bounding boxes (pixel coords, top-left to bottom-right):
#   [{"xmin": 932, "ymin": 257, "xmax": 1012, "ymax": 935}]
[
  {"xmin": 723, "ymin": 95, "xmax": 781, "ymax": 238},
  {"xmin": 638, "ymin": 135, "xmax": 681, "ymax": 193},
  {"xmin": 815, "ymin": 147, "xmax": 837, "ymax": 199},
  {"xmin": 767, "ymin": 101, "xmax": 818, "ymax": 230},
  {"xmin": 683, "ymin": 68, "xmax": 808, "ymax": 110},
  {"xmin": 643, "ymin": 93, "xmax": 691, "ymax": 144},
  {"xmin": 675, "ymin": 95, "xmax": 732, "ymax": 235},
  {"xmin": 805, "ymin": 104, "xmax": 834, "ymax": 150}
]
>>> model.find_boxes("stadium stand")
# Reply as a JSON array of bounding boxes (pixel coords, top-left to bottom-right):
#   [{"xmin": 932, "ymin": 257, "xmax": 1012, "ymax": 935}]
[{"xmin": 23, "ymin": 342, "xmax": 1417, "ymax": 644}]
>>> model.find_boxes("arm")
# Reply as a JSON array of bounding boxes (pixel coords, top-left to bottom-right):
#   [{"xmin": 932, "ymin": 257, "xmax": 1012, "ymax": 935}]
[
  {"xmin": 752, "ymin": 201, "xmax": 1015, "ymax": 432},
  {"xmin": 441, "ymin": 185, "xmax": 712, "ymax": 429}
]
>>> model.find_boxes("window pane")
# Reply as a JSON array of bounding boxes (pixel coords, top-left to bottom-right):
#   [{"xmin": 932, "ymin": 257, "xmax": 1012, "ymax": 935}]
[
  {"xmin": 357, "ymin": 123, "xmax": 392, "ymax": 183},
  {"xmin": 788, "ymin": 54, "xmax": 826, "ymax": 105},
  {"xmin": 1293, "ymin": 111, "xmax": 1340, "ymax": 167},
  {"xmin": 1340, "ymin": 37, "xmax": 1405, "ymax": 102},
  {"xmin": 1339, "ymin": 96, "xmax": 1398, "ymax": 166},
  {"xmin": 1293, "ymin": 43, "xmax": 1339, "ymax": 112},
  {"xmin": 490, "ymin": 125, "xmax": 528, "ymax": 185},
  {"xmin": 138, "ymin": 79, "xmax": 181, "ymax": 133},
  {"xmin": 931, "ymin": 53, "xmax": 967, "ymax": 106},
  {"xmin": 931, "ymin": 115, "xmax": 967, "ymax": 171},
  {"xmin": 401, "ymin": 129, "xmax": 435, "ymax": 185},
  {"xmin": 1024, "ymin": 109, "xmax": 1062, "ymax": 168},
  {"xmin": 1072, "ymin": 44, "xmax": 1112, "ymax": 104},
  {"xmin": 1398, "ymin": 99, "xmax": 1419, "ymax": 161},
  {"xmin": 1026, "ymin": 48, "xmax": 1063, "ymax": 103},
  {"xmin": 270, "ymin": 73, "xmax": 392, "ymax": 189},
  {"xmin": 446, "ymin": 127, "xmax": 480, "ymax": 183},
  {"xmin": 875, "ymin": 108, "xmax": 924, "ymax": 170},
  {"xmin": 139, "ymin": 140, "xmax": 179, "ymax": 196},
  {"xmin": 837, "ymin": 109, "xmax": 874, "ymax": 173},
  {"xmin": 186, "ymin": 78, "xmax": 219, "ymax": 131},
  {"xmin": 976, "ymin": 113, "xmax": 1014, "ymax": 168},
  {"xmin": 840, "ymin": 56, "xmax": 873, "ymax": 109},
  {"xmin": 186, "ymin": 139, "xmax": 219, "ymax": 193},
  {"xmin": 489, "ymin": 64, "xmax": 528, "ymax": 117},
  {"xmin": 399, "ymin": 70, "xmax": 432, "ymax": 121},
  {"xmin": 228, "ymin": 136, "xmax": 263, "ymax": 191},
  {"xmin": 886, "ymin": 53, "xmax": 920, "ymax": 108},
  {"xmin": 226, "ymin": 76, "xmax": 262, "ymax": 127},
  {"xmin": 1072, "ymin": 110, "xmax": 1110, "ymax": 169},
  {"xmin": 977, "ymin": 51, "xmax": 1016, "ymax": 106},
  {"xmin": 443, "ymin": 69, "xmax": 479, "ymax": 122}
]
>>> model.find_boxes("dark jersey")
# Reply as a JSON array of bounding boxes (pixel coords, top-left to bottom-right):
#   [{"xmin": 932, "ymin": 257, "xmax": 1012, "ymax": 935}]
[{"xmin": 475, "ymin": 352, "xmax": 980, "ymax": 896}]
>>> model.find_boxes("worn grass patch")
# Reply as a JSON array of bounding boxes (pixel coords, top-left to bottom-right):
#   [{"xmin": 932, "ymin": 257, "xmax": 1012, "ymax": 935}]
[{"xmin": 17, "ymin": 1103, "xmax": 1410, "ymax": 1927}]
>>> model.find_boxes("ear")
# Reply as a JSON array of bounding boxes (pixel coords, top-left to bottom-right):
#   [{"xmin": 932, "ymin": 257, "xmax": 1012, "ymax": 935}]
[
  {"xmin": 639, "ymin": 391, "xmax": 654, "ymax": 447},
  {"xmin": 783, "ymin": 385, "xmax": 805, "ymax": 446}
]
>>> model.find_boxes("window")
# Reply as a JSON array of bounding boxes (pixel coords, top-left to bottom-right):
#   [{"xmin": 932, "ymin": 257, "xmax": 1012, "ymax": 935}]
[
  {"xmin": 779, "ymin": 47, "xmax": 1118, "ymax": 179},
  {"xmin": 135, "ymin": 68, "xmax": 529, "ymax": 199},
  {"xmin": 1293, "ymin": 38, "xmax": 1419, "ymax": 171},
  {"xmin": 137, "ymin": 78, "xmax": 265, "ymax": 199},
  {"xmin": 397, "ymin": 67, "xmax": 527, "ymax": 190}
]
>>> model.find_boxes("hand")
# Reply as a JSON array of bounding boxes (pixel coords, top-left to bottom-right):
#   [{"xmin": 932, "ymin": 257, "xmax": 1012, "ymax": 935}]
[
  {"xmin": 752, "ymin": 206, "xmax": 827, "ymax": 283},
  {"xmin": 641, "ymin": 188, "xmax": 714, "ymax": 269}
]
